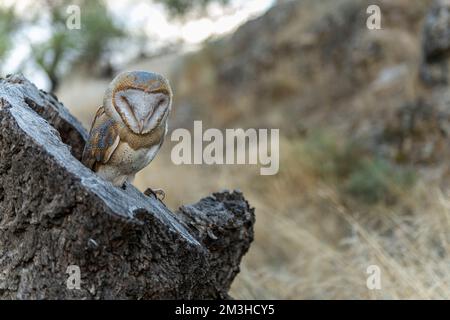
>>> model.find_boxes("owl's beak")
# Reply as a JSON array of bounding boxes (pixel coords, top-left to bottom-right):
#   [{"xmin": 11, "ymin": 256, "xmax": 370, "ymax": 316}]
[{"xmin": 139, "ymin": 120, "xmax": 144, "ymax": 133}]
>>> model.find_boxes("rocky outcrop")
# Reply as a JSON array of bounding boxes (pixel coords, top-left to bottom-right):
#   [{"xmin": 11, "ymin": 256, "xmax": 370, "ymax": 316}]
[{"xmin": 382, "ymin": 0, "xmax": 450, "ymax": 165}]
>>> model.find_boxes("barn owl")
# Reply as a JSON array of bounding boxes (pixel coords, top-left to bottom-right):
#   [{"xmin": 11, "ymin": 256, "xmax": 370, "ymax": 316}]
[{"xmin": 82, "ymin": 71, "xmax": 172, "ymax": 198}]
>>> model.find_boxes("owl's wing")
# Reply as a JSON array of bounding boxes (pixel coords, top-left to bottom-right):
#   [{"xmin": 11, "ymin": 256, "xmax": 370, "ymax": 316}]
[{"xmin": 82, "ymin": 106, "xmax": 120, "ymax": 171}]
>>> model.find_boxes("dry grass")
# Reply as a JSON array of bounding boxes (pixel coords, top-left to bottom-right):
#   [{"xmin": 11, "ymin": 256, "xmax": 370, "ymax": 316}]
[
  {"xmin": 231, "ymin": 183, "xmax": 450, "ymax": 299},
  {"xmin": 129, "ymin": 137, "xmax": 450, "ymax": 299}
]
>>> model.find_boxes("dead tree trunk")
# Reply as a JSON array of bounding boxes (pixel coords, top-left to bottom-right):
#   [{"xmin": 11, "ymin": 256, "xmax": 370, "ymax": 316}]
[{"xmin": 0, "ymin": 74, "xmax": 254, "ymax": 299}]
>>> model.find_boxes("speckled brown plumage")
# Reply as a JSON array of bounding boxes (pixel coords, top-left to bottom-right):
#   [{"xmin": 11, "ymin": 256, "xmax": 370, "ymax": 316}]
[{"xmin": 82, "ymin": 71, "xmax": 172, "ymax": 187}]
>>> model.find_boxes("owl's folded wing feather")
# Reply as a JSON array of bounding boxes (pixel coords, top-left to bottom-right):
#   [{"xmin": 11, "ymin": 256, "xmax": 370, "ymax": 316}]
[{"xmin": 82, "ymin": 106, "xmax": 120, "ymax": 171}]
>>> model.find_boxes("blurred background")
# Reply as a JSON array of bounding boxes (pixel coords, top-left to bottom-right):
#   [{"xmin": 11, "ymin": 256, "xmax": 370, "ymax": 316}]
[{"xmin": 1, "ymin": 0, "xmax": 449, "ymax": 299}]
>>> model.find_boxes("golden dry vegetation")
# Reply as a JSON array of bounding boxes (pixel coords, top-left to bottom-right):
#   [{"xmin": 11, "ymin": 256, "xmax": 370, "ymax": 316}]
[{"xmin": 58, "ymin": 0, "xmax": 450, "ymax": 299}]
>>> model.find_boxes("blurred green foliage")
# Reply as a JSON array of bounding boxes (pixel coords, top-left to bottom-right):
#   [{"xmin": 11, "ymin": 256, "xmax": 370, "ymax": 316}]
[
  {"xmin": 156, "ymin": 0, "xmax": 230, "ymax": 16},
  {"xmin": 0, "ymin": 0, "xmax": 231, "ymax": 91},
  {"xmin": 345, "ymin": 158, "xmax": 416, "ymax": 204},
  {"xmin": 303, "ymin": 131, "xmax": 416, "ymax": 204},
  {"xmin": 0, "ymin": 7, "xmax": 20, "ymax": 67},
  {"xmin": 31, "ymin": 0, "xmax": 124, "ymax": 91}
]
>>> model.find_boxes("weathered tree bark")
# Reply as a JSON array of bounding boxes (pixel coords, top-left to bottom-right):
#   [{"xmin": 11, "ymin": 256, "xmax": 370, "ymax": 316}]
[{"xmin": 0, "ymin": 74, "xmax": 254, "ymax": 299}]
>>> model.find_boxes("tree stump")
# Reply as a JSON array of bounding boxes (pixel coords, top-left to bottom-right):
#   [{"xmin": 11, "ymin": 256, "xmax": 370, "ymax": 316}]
[{"xmin": 0, "ymin": 74, "xmax": 254, "ymax": 299}]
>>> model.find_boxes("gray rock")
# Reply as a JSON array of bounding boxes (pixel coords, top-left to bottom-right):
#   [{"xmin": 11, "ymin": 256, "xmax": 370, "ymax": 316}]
[
  {"xmin": 421, "ymin": 0, "xmax": 450, "ymax": 85},
  {"xmin": 423, "ymin": 0, "xmax": 450, "ymax": 61}
]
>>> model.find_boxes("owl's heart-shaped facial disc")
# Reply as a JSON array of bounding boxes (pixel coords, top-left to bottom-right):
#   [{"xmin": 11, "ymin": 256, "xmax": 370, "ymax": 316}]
[{"xmin": 114, "ymin": 89, "xmax": 169, "ymax": 134}]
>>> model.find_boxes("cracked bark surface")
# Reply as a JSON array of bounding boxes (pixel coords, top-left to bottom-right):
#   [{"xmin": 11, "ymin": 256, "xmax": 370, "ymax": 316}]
[{"xmin": 0, "ymin": 74, "xmax": 254, "ymax": 299}]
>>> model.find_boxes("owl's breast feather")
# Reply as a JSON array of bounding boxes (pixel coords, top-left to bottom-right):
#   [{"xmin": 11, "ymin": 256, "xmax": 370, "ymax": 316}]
[{"xmin": 110, "ymin": 141, "xmax": 161, "ymax": 175}]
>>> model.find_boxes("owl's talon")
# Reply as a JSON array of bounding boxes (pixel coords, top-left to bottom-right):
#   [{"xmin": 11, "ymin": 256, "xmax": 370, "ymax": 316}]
[{"xmin": 144, "ymin": 188, "xmax": 165, "ymax": 201}]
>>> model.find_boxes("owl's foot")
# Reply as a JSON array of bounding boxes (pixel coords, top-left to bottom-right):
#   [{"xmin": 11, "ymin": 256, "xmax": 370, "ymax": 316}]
[{"xmin": 144, "ymin": 187, "xmax": 165, "ymax": 201}]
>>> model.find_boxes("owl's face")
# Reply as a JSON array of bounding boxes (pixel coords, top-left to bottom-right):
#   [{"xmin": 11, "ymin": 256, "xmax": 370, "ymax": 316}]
[{"xmin": 104, "ymin": 71, "xmax": 172, "ymax": 134}]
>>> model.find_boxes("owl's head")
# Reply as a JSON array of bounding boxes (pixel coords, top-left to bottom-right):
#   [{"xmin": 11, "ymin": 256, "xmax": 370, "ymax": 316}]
[{"xmin": 104, "ymin": 71, "xmax": 173, "ymax": 134}]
